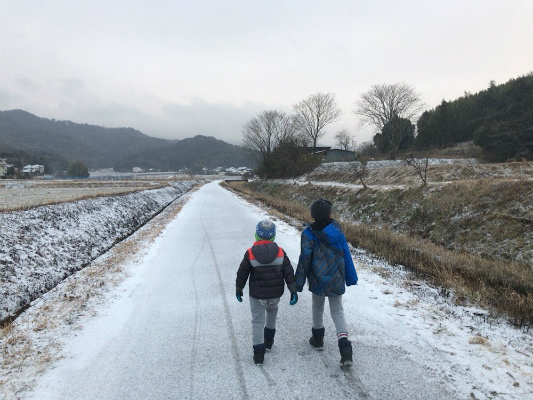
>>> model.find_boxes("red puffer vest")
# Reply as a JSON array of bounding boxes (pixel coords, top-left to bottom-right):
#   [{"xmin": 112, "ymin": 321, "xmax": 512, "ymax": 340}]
[{"xmin": 247, "ymin": 241, "xmax": 286, "ymax": 299}]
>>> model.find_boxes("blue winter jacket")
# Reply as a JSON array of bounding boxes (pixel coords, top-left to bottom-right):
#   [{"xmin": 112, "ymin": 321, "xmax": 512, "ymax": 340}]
[{"xmin": 295, "ymin": 219, "xmax": 358, "ymax": 296}]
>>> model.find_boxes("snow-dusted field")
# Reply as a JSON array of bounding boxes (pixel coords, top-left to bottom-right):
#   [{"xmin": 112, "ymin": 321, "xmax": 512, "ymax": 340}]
[
  {"xmin": 0, "ymin": 180, "xmax": 198, "ymax": 324},
  {"xmin": 0, "ymin": 180, "xmax": 164, "ymax": 212},
  {"xmin": 314, "ymin": 158, "xmax": 479, "ymax": 173},
  {"xmin": 0, "ymin": 181, "xmax": 530, "ymax": 400},
  {"xmin": 307, "ymin": 158, "xmax": 533, "ymax": 187}
]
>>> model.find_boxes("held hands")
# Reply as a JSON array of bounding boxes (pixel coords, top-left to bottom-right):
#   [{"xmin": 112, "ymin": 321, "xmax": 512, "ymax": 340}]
[
  {"xmin": 236, "ymin": 288, "xmax": 297, "ymax": 304},
  {"xmin": 289, "ymin": 292, "xmax": 298, "ymax": 306}
]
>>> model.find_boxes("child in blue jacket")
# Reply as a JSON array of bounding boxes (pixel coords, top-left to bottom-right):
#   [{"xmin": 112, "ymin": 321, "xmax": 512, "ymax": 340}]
[{"xmin": 295, "ymin": 198, "xmax": 358, "ymax": 367}]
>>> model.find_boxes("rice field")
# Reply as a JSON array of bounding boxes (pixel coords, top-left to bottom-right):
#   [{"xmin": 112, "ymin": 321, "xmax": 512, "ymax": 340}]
[{"xmin": 0, "ymin": 180, "xmax": 167, "ymax": 212}]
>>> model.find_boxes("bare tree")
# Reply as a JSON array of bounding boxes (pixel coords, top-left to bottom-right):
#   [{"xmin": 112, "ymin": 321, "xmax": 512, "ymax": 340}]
[
  {"xmin": 242, "ymin": 110, "xmax": 299, "ymax": 177},
  {"xmin": 352, "ymin": 158, "xmax": 369, "ymax": 189},
  {"xmin": 354, "ymin": 83, "xmax": 424, "ymax": 159},
  {"xmin": 404, "ymin": 149, "xmax": 432, "ymax": 186},
  {"xmin": 335, "ymin": 129, "xmax": 352, "ymax": 150},
  {"xmin": 242, "ymin": 110, "xmax": 297, "ymax": 161},
  {"xmin": 294, "ymin": 92, "xmax": 343, "ymax": 154}
]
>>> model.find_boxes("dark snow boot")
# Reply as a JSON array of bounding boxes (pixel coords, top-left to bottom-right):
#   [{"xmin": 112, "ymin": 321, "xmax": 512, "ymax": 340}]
[
  {"xmin": 309, "ymin": 327, "xmax": 325, "ymax": 351},
  {"xmin": 264, "ymin": 327, "xmax": 276, "ymax": 351},
  {"xmin": 338, "ymin": 337, "xmax": 353, "ymax": 367},
  {"xmin": 253, "ymin": 344, "xmax": 266, "ymax": 365}
]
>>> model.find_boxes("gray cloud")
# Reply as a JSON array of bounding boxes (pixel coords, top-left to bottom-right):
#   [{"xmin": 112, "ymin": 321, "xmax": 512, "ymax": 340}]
[
  {"xmin": 0, "ymin": 1, "xmax": 531, "ymax": 146},
  {"xmin": 16, "ymin": 78, "xmax": 40, "ymax": 90},
  {"xmin": 0, "ymin": 87, "xmax": 16, "ymax": 104},
  {"xmin": 160, "ymin": 98, "xmax": 275, "ymax": 144},
  {"xmin": 59, "ymin": 79, "xmax": 85, "ymax": 95}
]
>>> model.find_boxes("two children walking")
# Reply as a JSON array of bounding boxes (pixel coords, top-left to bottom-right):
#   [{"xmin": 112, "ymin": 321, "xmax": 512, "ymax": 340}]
[{"xmin": 236, "ymin": 198, "xmax": 358, "ymax": 367}]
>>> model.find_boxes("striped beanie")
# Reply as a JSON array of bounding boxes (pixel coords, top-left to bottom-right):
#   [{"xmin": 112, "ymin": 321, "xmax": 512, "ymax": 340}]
[{"xmin": 255, "ymin": 220, "xmax": 276, "ymax": 241}]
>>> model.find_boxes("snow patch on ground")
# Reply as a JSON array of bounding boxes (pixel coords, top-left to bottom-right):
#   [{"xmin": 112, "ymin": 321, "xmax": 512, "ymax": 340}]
[
  {"xmin": 1, "ymin": 181, "xmax": 532, "ymax": 399},
  {"xmin": 225, "ymin": 186, "xmax": 533, "ymax": 399},
  {"xmin": 0, "ymin": 181, "xmax": 198, "ymax": 323},
  {"xmin": 0, "ymin": 187, "xmax": 199, "ymax": 398},
  {"xmin": 348, "ymin": 247, "xmax": 533, "ymax": 400}
]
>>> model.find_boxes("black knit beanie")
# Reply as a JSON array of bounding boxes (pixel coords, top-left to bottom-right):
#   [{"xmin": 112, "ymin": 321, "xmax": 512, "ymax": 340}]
[{"xmin": 310, "ymin": 198, "xmax": 332, "ymax": 220}]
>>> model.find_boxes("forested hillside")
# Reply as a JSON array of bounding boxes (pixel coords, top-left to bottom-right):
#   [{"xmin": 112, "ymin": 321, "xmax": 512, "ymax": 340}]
[
  {"xmin": 113, "ymin": 135, "xmax": 252, "ymax": 171},
  {"xmin": 0, "ymin": 110, "xmax": 251, "ymax": 173},
  {"xmin": 415, "ymin": 73, "xmax": 533, "ymax": 161},
  {"xmin": 0, "ymin": 109, "xmax": 169, "ymax": 169}
]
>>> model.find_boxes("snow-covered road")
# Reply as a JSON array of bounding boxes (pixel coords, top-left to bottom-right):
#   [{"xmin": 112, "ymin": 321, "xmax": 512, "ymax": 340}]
[{"xmin": 26, "ymin": 182, "xmax": 531, "ymax": 399}]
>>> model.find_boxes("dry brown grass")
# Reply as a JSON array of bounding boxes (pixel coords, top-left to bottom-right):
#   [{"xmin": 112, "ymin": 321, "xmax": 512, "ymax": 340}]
[
  {"xmin": 469, "ymin": 336, "xmax": 491, "ymax": 346},
  {"xmin": 223, "ymin": 180, "xmax": 533, "ymax": 328},
  {"xmin": 341, "ymin": 223, "xmax": 533, "ymax": 327},
  {"xmin": 311, "ymin": 161, "xmax": 533, "ymax": 186},
  {"xmin": 237, "ymin": 176, "xmax": 533, "ymax": 264}
]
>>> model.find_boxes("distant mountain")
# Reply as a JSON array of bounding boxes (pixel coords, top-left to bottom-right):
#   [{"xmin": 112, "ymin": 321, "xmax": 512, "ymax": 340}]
[
  {"xmin": 113, "ymin": 135, "xmax": 252, "ymax": 172},
  {"xmin": 0, "ymin": 109, "xmax": 252, "ymax": 173},
  {"xmin": 0, "ymin": 109, "xmax": 169, "ymax": 168}
]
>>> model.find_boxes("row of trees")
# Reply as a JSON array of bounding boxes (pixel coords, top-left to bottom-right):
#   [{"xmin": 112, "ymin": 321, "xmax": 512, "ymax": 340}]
[
  {"xmin": 358, "ymin": 75, "xmax": 533, "ymax": 161},
  {"xmin": 244, "ymin": 73, "xmax": 532, "ymax": 179},
  {"xmin": 243, "ymin": 84, "xmax": 426, "ymax": 178},
  {"xmin": 242, "ymin": 93, "xmax": 343, "ymax": 178},
  {"xmin": 416, "ymin": 73, "xmax": 533, "ymax": 161}
]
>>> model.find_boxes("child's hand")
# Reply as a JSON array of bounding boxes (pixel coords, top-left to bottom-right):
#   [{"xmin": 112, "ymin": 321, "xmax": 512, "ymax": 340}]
[
  {"xmin": 236, "ymin": 289, "xmax": 243, "ymax": 302},
  {"xmin": 289, "ymin": 292, "xmax": 298, "ymax": 305}
]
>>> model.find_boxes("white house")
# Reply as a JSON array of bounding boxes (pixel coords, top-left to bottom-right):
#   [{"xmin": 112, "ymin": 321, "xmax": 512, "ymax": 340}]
[
  {"xmin": 0, "ymin": 159, "xmax": 8, "ymax": 178},
  {"xmin": 22, "ymin": 164, "xmax": 44, "ymax": 174}
]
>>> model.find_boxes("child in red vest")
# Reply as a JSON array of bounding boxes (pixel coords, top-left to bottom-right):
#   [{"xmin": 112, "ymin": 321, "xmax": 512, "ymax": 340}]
[{"xmin": 236, "ymin": 220, "xmax": 298, "ymax": 365}]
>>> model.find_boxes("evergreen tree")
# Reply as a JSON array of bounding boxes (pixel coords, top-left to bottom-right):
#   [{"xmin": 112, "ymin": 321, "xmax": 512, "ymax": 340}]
[
  {"xmin": 377, "ymin": 114, "xmax": 415, "ymax": 157},
  {"xmin": 67, "ymin": 160, "xmax": 90, "ymax": 178},
  {"xmin": 415, "ymin": 72, "xmax": 533, "ymax": 160}
]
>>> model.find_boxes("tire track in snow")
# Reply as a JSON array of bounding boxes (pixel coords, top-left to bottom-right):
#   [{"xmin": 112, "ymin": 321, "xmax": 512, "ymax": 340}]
[
  {"xmin": 188, "ymin": 235, "xmax": 207, "ymax": 399},
  {"xmin": 318, "ymin": 350, "xmax": 372, "ymax": 398},
  {"xmin": 342, "ymin": 366, "xmax": 372, "ymax": 399},
  {"xmin": 199, "ymin": 197, "xmax": 250, "ymax": 400},
  {"xmin": 258, "ymin": 364, "xmax": 277, "ymax": 387}
]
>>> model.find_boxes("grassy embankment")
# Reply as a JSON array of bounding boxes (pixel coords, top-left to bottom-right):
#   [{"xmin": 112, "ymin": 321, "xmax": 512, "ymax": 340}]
[{"xmin": 222, "ymin": 165, "xmax": 533, "ymax": 329}]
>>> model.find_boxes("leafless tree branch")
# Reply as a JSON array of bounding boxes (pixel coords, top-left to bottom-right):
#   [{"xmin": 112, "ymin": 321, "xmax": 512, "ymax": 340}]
[
  {"xmin": 404, "ymin": 149, "xmax": 432, "ymax": 186},
  {"xmin": 242, "ymin": 110, "xmax": 299, "ymax": 162},
  {"xmin": 352, "ymin": 158, "xmax": 369, "ymax": 189},
  {"xmin": 294, "ymin": 92, "xmax": 343, "ymax": 153},
  {"xmin": 354, "ymin": 83, "xmax": 424, "ymax": 131},
  {"xmin": 335, "ymin": 129, "xmax": 352, "ymax": 150}
]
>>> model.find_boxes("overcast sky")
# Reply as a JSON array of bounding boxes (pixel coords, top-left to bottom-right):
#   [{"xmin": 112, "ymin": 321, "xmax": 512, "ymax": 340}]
[{"xmin": 1, "ymin": 0, "xmax": 532, "ymax": 146}]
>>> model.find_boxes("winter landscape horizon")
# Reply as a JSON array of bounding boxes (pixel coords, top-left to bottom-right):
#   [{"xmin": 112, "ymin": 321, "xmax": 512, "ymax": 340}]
[
  {"xmin": 1, "ymin": 157, "xmax": 532, "ymax": 399},
  {"xmin": 1, "ymin": 2, "xmax": 532, "ymax": 397}
]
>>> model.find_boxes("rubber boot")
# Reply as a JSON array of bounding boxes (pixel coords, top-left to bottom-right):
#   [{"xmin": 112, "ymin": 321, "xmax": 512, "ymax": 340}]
[
  {"xmin": 264, "ymin": 327, "xmax": 276, "ymax": 351},
  {"xmin": 253, "ymin": 344, "xmax": 265, "ymax": 365},
  {"xmin": 338, "ymin": 337, "xmax": 353, "ymax": 367},
  {"xmin": 309, "ymin": 327, "xmax": 325, "ymax": 350}
]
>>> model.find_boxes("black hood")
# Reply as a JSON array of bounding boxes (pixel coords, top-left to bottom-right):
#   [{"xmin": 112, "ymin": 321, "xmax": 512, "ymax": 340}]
[{"xmin": 251, "ymin": 241, "xmax": 280, "ymax": 264}]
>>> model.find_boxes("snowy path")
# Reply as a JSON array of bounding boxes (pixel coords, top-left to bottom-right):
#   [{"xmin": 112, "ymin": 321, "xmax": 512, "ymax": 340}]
[{"xmin": 27, "ymin": 181, "xmax": 528, "ymax": 399}]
